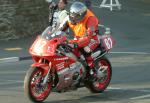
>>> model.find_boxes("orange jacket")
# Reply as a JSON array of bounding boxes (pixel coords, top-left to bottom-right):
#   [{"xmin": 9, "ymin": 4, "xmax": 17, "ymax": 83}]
[
  {"xmin": 68, "ymin": 9, "xmax": 99, "ymax": 38},
  {"xmin": 68, "ymin": 9, "xmax": 99, "ymax": 47}
]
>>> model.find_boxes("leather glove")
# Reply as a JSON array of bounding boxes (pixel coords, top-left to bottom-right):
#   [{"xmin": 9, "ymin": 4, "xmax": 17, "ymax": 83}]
[
  {"xmin": 73, "ymin": 43, "xmax": 78, "ymax": 48},
  {"xmin": 68, "ymin": 40, "xmax": 78, "ymax": 48}
]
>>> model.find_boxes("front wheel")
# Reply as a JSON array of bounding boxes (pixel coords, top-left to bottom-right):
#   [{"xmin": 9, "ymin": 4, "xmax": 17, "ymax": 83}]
[
  {"xmin": 24, "ymin": 67, "xmax": 52, "ymax": 103},
  {"xmin": 86, "ymin": 57, "xmax": 112, "ymax": 93}
]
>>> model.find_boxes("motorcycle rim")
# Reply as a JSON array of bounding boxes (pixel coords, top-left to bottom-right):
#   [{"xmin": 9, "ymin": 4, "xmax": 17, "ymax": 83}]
[
  {"xmin": 93, "ymin": 58, "xmax": 111, "ymax": 91},
  {"xmin": 29, "ymin": 68, "xmax": 52, "ymax": 101}
]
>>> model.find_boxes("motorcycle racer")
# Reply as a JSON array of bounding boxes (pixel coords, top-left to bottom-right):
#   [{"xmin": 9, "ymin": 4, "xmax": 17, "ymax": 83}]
[{"xmin": 59, "ymin": 2, "xmax": 101, "ymax": 71}]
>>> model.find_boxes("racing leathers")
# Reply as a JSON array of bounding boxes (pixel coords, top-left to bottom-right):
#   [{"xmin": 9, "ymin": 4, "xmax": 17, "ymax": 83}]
[{"xmin": 59, "ymin": 9, "xmax": 100, "ymax": 69}]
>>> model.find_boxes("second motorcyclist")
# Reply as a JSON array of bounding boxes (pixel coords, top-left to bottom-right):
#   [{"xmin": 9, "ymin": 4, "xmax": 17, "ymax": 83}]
[{"xmin": 48, "ymin": 0, "xmax": 68, "ymax": 28}]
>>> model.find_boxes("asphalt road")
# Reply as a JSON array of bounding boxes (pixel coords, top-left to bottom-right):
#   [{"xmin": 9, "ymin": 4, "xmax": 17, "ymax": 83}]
[
  {"xmin": 0, "ymin": 0, "xmax": 150, "ymax": 103},
  {"xmin": 0, "ymin": 54, "xmax": 150, "ymax": 103}
]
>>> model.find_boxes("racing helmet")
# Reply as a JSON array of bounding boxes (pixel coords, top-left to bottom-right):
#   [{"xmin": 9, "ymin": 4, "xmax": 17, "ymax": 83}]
[{"xmin": 69, "ymin": 2, "xmax": 87, "ymax": 24}]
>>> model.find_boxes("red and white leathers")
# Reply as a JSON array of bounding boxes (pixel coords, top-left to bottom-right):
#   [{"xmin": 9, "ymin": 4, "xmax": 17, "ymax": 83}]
[{"xmin": 61, "ymin": 9, "xmax": 100, "ymax": 69}]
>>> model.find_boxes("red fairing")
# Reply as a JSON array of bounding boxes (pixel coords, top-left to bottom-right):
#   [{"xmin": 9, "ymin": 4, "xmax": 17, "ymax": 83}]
[
  {"xmin": 29, "ymin": 36, "xmax": 60, "ymax": 56},
  {"xmin": 31, "ymin": 62, "xmax": 49, "ymax": 76},
  {"xmin": 50, "ymin": 55, "xmax": 76, "ymax": 72}
]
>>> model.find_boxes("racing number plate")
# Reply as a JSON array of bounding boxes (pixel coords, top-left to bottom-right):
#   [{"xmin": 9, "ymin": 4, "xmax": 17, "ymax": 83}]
[{"xmin": 101, "ymin": 35, "xmax": 116, "ymax": 51}]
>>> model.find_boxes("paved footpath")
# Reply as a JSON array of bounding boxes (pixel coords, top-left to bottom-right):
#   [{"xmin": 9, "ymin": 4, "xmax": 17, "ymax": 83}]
[{"xmin": 0, "ymin": 37, "xmax": 34, "ymax": 62}]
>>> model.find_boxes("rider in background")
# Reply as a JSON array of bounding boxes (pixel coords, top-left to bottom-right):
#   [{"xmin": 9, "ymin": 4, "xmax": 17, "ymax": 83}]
[
  {"xmin": 48, "ymin": 0, "xmax": 68, "ymax": 27},
  {"xmin": 59, "ymin": 2, "xmax": 100, "ymax": 71}
]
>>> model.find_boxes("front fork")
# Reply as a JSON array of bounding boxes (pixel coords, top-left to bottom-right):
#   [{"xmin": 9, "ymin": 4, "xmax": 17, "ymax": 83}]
[
  {"xmin": 42, "ymin": 62, "xmax": 52, "ymax": 85},
  {"xmin": 31, "ymin": 56, "xmax": 57, "ymax": 88}
]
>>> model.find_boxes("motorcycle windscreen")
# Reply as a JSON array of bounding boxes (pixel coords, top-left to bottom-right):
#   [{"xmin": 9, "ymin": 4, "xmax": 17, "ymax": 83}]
[{"xmin": 29, "ymin": 36, "xmax": 57, "ymax": 56}]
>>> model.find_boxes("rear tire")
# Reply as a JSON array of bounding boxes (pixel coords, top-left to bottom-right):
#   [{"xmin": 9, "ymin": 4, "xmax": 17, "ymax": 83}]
[
  {"xmin": 85, "ymin": 56, "xmax": 112, "ymax": 93},
  {"xmin": 24, "ymin": 67, "xmax": 52, "ymax": 103}
]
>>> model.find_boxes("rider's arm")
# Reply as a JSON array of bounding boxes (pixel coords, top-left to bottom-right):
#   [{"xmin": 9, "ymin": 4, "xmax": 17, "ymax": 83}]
[
  {"xmin": 58, "ymin": 15, "xmax": 69, "ymax": 31},
  {"xmin": 49, "ymin": 2, "xmax": 58, "ymax": 10},
  {"xmin": 86, "ymin": 16, "xmax": 99, "ymax": 36},
  {"xmin": 49, "ymin": 2, "xmax": 58, "ymax": 26},
  {"xmin": 58, "ymin": 10, "xmax": 68, "ymax": 23}
]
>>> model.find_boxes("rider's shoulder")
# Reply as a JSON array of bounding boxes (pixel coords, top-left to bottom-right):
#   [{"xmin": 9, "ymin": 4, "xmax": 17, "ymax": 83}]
[
  {"xmin": 59, "ymin": 10, "xmax": 68, "ymax": 16},
  {"xmin": 63, "ymin": 15, "xmax": 69, "ymax": 21},
  {"xmin": 58, "ymin": 10, "xmax": 68, "ymax": 23}
]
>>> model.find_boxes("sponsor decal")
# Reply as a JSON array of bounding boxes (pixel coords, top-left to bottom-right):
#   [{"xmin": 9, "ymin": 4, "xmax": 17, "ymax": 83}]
[
  {"xmin": 54, "ymin": 57, "xmax": 68, "ymax": 61},
  {"xmin": 56, "ymin": 62, "xmax": 65, "ymax": 71},
  {"xmin": 89, "ymin": 39, "xmax": 98, "ymax": 47},
  {"xmin": 47, "ymin": 45, "xmax": 54, "ymax": 53}
]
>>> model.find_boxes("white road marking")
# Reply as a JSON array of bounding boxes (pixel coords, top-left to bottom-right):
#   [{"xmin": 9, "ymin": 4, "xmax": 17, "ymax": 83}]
[
  {"xmin": 110, "ymin": 51, "xmax": 150, "ymax": 55},
  {"xmin": 0, "ymin": 79, "xmax": 23, "ymax": 83},
  {"xmin": 0, "ymin": 71, "xmax": 26, "ymax": 74},
  {"xmin": 0, "ymin": 79, "xmax": 23, "ymax": 86},
  {"xmin": 0, "ymin": 82, "xmax": 22, "ymax": 86},
  {"xmin": 0, "ymin": 57, "xmax": 19, "ymax": 63},
  {"xmin": 107, "ymin": 87, "xmax": 122, "ymax": 90},
  {"xmin": 130, "ymin": 94, "xmax": 150, "ymax": 100},
  {"xmin": 108, "ymin": 87, "xmax": 150, "ymax": 93}
]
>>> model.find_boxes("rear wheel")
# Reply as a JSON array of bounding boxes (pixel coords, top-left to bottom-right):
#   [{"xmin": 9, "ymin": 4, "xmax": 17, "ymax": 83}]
[
  {"xmin": 86, "ymin": 57, "xmax": 112, "ymax": 93},
  {"xmin": 24, "ymin": 67, "xmax": 52, "ymax": 103}
]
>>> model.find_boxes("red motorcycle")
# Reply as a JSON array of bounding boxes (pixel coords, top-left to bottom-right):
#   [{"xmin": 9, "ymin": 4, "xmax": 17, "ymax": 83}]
[{"xmin": 24, "ymin": 26, "xmax": 115, "ymax": 102}]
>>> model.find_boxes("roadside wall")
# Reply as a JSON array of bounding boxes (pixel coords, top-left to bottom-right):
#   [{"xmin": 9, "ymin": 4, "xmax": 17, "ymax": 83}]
[{"xmin": 0, "ymin": 0, "xmax": 49, "ymax": 40}]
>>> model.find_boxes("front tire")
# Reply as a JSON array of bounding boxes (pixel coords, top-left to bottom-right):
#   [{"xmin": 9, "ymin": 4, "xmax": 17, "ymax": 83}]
[
  {"xmin": 86, "ymin": 57, "xmax": 112, "ymax": 93},
  {"xmin": 24, "ymin": 67, "xmax": 52, "ymax": 103}
]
